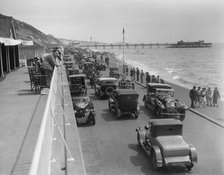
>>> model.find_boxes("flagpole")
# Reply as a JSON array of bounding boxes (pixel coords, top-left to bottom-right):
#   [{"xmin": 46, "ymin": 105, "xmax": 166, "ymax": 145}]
[{"xmin": 122, "ymin": 27, "xmax": 125, "ymax": 74}]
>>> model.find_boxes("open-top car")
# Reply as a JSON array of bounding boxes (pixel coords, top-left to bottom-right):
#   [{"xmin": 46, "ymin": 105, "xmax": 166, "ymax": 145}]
[
  {"xmin": 69, "ymin": 74, "xmax": 87, "ymax": 96},
  {"xmin": 109, "ymin": 66, "xmax": 119, "ymax": 79},
  {"xmin": 136, "ymin": 118, "xmax": 197, "ymax": 171},
  {"xmin": 118, "ymin": 75, "xmax": 135, "ymax": 89},
  {"xmin": 83, "ymin": 61, "xmax": 94, "ymax": 79},
  {"xmin": 108, "ymin": 89, "xmax": 139, "ymax": 119},
  {"xmin": 94, "ymin": 77, "xmax": 118, "ymax": 98},
  {"xmin": 143, "ymin": 83, "xmax": 187, "ymax": 121},
  {"xmin": 72, "ymin": 96, "xmax": 95, "ymax": 126}
]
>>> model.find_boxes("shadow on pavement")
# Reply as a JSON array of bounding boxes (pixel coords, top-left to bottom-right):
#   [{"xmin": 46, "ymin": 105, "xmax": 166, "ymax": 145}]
[{"xmin": 17, "ymin": 89, "xmax": 36, "ymax": 96}]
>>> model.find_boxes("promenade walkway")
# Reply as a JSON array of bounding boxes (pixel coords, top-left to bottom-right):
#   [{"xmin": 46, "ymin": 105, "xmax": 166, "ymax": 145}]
[{"xmin": 0, "ymin": 67, "xmax": 47, "ymax": 175}]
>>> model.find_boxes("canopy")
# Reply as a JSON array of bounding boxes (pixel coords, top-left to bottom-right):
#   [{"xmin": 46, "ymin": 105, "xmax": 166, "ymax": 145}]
[{"xmin": 0, "ymin": 37, "xmax": 33, "ymax": 46}]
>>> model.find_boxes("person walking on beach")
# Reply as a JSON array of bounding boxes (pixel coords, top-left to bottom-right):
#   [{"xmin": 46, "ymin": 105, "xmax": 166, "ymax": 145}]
[
  {"xmin": 206, "ymin": 87, "xmax": 213, "ymax": 106},
  {"xmin": 189, "ymin": 86, "xmax": 197, "ymax": 109},
  {"xmin": 40, "ymin": 47, "xmax": 61, "ymax": 87},
  {"xmin": 213, "ymin": 87, "xmax": 221, "ymax": 107},
  {"xmin": 136, "ymin": 68, "xmax": 140, "ymax": 81},
  {"xmin": 140, "ymin": 70, "xmax": 144, "ymax": 84}
]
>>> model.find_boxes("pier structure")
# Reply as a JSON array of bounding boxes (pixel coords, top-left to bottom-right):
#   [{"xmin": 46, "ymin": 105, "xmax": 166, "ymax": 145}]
[{"xmin": 77, "ymin": 41, "xmax": 212, "ymax": 49}]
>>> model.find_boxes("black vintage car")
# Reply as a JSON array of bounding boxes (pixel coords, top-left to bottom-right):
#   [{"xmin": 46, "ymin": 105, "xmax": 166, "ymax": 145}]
[
  {"xmin": 109, "ymin": 66, "xmax": 119, "ymax": 79},
  {"xmin": 95, "ymin": 77, "xmax": 118, "ymax": 99},
  {"xmin": 72, "ymin": 96, "xmax": 96, "ymax": 126},
  {"xmin": 83, "ymin": 61, "xmax": 94, "ymax": 79},
  {"xmin": 108, "ymin": 89, "xmax": 139, "ymax": 119},
  {"xmin": 118, "ymin": 75, "xmax": 135, "ymax": 89},
  {"xmin": 143, "ymin": 83, "xmax": 187, "ymax": 121},
  {"xmin": 68, "ymin": 74, "xmax": 87, "ymax": 96}
]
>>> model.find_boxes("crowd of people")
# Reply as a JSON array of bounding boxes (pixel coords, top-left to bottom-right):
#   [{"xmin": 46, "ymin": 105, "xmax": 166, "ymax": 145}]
[
  {"xmin": 189, "ymin": 86, "xmax": 221, "ymax": 108},
  {"xmin": 126, "ymin": 67, "xmax": 165, "ymax": 85}
]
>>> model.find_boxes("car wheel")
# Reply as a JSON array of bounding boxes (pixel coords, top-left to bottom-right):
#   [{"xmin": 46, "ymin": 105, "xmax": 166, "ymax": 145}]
[
  {"xmin": 179, "ymin": 115, "xmax": 185, "ymax": 121},
  {"xmin": 105, "ymin": 86, "xmax": 114, "ymax": 96},
  {"xmin": 152, "ymin": 151, "xmax": 159, "ymax": 170},
  {"xmin": 186, "ymin": 163, "xmax": 194, "ymax": 171}
]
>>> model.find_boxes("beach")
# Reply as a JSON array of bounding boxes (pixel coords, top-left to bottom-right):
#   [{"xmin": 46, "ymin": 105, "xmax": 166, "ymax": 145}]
[{"xmin": 106, "ymin": 51, "xmax": 224, "ymax": 126}]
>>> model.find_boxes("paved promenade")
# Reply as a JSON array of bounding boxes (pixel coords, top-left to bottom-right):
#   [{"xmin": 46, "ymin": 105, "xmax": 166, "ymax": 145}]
[{"xmin": 0, "ymin": 67, "xmax": 47, "ymax": 175}]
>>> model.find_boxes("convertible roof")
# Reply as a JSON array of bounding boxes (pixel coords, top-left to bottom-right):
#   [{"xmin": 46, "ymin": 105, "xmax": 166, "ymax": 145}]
[
  {"xmin": 116, "ymin": 89, "xmax": 139, "ymax": 95},
  {"xmin": 147, "ymin": 83, "xmax": 172, "ymax": 89},
  {"xmin": 149, "ymin": 118, "xmax": 182, "ymax": 127},
  {"xmin": 69, "ymin": 74, "xmax": 86, "ymax": 78}
]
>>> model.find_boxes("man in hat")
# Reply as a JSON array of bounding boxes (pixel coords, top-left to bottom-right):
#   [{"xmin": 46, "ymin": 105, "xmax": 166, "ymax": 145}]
[
  {"xmin": 40, "ymin": 47, "xmax": 61, "ymax": 87},
  {"xmin": 189, "ymin": 86, "xmax": 197, "ymax": 108}
]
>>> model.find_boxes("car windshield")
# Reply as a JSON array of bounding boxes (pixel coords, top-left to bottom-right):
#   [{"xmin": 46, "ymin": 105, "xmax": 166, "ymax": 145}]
[{"xmin": 70, "ymin": 77, "xmax": 85, "ymax": 84}]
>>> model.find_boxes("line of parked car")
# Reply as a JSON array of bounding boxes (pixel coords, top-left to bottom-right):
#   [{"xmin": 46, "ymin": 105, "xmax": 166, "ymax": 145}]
[{"xmin": 63, "ymin": 52, "xmax": 198, "ymax": 172}]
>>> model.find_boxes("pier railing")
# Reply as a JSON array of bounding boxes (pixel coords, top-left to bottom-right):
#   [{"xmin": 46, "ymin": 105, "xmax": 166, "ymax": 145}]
[{"xmin": 29, "ymin": 66, "xmax": 86, "ymax": 175}]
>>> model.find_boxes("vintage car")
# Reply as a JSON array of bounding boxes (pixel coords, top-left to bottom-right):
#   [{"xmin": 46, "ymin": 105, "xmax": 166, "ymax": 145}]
[
  {"xmin": 108, "ymin": 89, "xmax": 139, "ymax": 119},
  {"xmin": 136, "ymin": 118, "xmax": 197, "ymax": 171},
  {"xmin": 68, "ymin": 74, "xmax": 87, "ymax": 96},
  {"xmin": 94, "ymin": 77, "xmax": 118, "ymax": 98},
  {"xmin": 63, "ymin": 61, "xmax": 76, "ymax": 69},
  {"xmin": 109, "ymin": 66, "xmax": 119, "ymax": 79},
  {"xmin": 118, "ymin": 75, "xmax": 135, "ymax": 89},
  {"xmin": 83, "ymin": 61, "xmax": 94, "ymax": 79},
  {"xmin": 143, "ymin": 83, "xmax": 187, "ymax": 121},
  {"xmin": 95, "ymin": 62, "xmax": 106, "ymax": 71},
  {"xmin": 72, "ymin": 96, "xmax": 95, "ymax": 126}
]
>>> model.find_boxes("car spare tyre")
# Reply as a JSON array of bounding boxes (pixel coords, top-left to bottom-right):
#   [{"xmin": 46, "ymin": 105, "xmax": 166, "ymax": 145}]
[{"xmin": 105, "ymin": 86, "xmax": 114, "ymax": 96}]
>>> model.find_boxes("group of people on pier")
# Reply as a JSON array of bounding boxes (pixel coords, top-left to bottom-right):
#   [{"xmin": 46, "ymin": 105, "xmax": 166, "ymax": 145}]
[{"xmin": 189, "ymin": 86, "xmax": 221, "ymax": 109}]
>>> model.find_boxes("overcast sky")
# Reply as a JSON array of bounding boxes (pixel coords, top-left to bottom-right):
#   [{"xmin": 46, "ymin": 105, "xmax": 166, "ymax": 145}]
[{"xmin": 1, "ymin": 0, "xmax": 224, "ymax": 43}]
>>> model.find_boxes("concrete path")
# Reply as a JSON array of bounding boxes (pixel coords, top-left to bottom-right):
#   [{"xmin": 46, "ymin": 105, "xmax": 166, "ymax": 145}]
[{"xmin": 0, "ymin": 67, "xmax": 47, "ymax": 175}]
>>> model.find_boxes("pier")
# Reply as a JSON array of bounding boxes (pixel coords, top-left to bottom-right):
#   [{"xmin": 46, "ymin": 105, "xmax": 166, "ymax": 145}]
[{"xmin": 77, "ymin": 41, "xmax": 212, "ymax": 49}]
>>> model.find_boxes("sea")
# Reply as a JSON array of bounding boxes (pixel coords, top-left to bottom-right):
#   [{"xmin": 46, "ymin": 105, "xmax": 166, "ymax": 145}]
[{"xmin": 97, "ymin": 43, "xmax": 224, "ymax": 99}]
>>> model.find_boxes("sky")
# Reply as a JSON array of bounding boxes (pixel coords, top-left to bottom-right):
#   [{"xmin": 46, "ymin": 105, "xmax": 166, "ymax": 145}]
[{"xmin": 1, "ymin": 0, "xmax": 224, "ymax": 43}]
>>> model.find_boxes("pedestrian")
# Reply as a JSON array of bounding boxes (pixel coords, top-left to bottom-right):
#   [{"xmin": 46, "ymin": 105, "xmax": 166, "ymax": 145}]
[
  {"xmin": 146, "ymin": 72, "xmax": 150, "ymax": 87},
  {"xmin": 213, "ymin": 87, "xmax": 221, "ymax": 107},
  {"xmin": 126, "ymin": 66, "xmax": 128, "ymax": 76},
  {"xmin": 133, "ymin": 68, "xmax": 136, "ymax": 80},
  {"xmin": 151, "ymin": 75, "xmax": 156, "ymax": 83},
  {"xmin": 189, "ymin": 86, "xmax": 197, "ymax": 109},
  {"xmin": 195, "ymin": 87, "xmax": 201, "ymax": 107},
  {"xmin": 155, "ymin": 75, "xmax": 160, "ymax": 83},
  {"xmin": 130, "ymin": 67, "xmax": 133, "ymax": 79},
  {"xmin": 206, "ymin": 87, "xmax": 213, "ymax": 106},
  {"xmin": 140, "ymin": 70, "xmax": 144, "ymax": 84},
  {"xmin": 201, "ymin": 87, "xmax": 207, "ymax": 108},
  {"xmin": 136, "ymin": 67, "xmax": 140, "ymax": 81},
  {"xmin": 40, "ymin": 47, "xmax": 61, "ymax": 87}
]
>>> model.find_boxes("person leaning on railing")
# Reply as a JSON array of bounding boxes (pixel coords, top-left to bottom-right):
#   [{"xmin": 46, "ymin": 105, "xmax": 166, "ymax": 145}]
[{"xmin": 40, "ymin": 47, "xmax": 61, "ymax": 88}]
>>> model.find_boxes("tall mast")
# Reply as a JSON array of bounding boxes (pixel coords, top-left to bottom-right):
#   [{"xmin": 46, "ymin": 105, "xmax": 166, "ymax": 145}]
[{"xmin": 122, "ymin": 27, "xmax": 125, "ymax": 74}]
